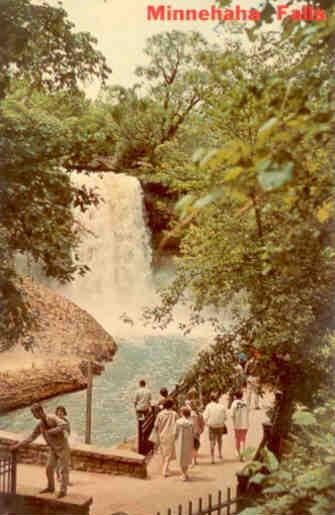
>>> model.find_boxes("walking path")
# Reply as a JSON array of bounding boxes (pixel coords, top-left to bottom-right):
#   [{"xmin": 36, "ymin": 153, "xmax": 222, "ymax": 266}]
[{"xmin": 16, "ymin": 397, "xmax": 270, "ymax": 515}]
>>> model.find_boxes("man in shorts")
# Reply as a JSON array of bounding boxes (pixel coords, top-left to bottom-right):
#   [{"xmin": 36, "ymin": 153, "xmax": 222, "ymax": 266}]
[{"xmin": 203, "ymin": 393, "xmax": 227, "ymax": 464}]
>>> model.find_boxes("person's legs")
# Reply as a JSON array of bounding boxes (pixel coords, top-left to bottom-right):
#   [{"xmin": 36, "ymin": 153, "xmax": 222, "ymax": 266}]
[
  {"xmin": 43, "ymin": 450, "xmax": 57, "ymax": 493},
  {"xmin": 234, "ymin": 429, "xmax": 241, "ymax": 455},
  {"xmin": 217, "ymin": 432, "xmax": 223, "ymax": 460},
  {"xmin": 240, "ymin": 429, "xmax": 248, "ymax": 453},
  {"xmin": 209, "ymin": 428, "xmax": 215, "ymax": 463},
  {"xmin": 193, "ymin": 435, "xmax": 200, "ymax": 465},
  {"xmin": 57, "ymin": 448, "xmax": 70, "ymax": 497},
  {"xmin": 56, "ymin": 461, "xmax": 61, "ymax": 481},
  {"xmin": 162, "ymin": 456, "xmax": 170, "ymax": 477},
  {"xmin": 181, "ymin": 465, "xmax": 189, "ymax": 480}
]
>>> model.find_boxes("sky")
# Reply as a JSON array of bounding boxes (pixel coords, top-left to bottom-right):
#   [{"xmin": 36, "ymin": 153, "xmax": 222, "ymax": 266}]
[{"xmin": 47, "ymin": 0, "xmax": 266, "ymax": 95}]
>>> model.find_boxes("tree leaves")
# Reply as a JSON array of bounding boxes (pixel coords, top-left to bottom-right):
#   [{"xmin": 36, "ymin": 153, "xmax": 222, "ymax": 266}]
[
  {"xmin": 262, "ymin": 447, "xmax": 279, "ymax": 472},
  {"xmin": 292, "ymin": 408, "xmax": 317, "ymax": 426},
  {"xmin": 0, "ymin": 0, "xmax": 113, "ymax": 348}
]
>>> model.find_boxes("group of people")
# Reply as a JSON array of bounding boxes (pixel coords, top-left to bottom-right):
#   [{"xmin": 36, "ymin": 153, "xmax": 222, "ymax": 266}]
[
  {"xmin": 133, "ymin": 351, "xmax": 262, "ymax": 482},
  {"xmin": 134, "ymin": 385, "xmax": 252, "ymax": 482},
  {"xmin": 8, "ymin": 352, "xmax": 260, "ymax": 495}
]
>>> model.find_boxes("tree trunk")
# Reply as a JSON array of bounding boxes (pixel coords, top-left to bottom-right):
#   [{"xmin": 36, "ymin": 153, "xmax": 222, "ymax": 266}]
[{"xmin": 270, "ymin": 387, "xmax": 295, "ymax": 459}]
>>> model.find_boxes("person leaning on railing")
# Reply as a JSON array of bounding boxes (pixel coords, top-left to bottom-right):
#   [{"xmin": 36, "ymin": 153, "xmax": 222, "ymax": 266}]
[{"xmin": 10, "ymin": 403, "xmax": 70, "ymax": 499}]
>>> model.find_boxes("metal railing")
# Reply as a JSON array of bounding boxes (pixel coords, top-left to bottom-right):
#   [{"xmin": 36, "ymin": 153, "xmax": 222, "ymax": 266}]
[
  {"xmin": 156, "ymin": 487, "xmax": 241, "ymax": 515},
  {"xmin": 0, "ymin": 447, "xmax": 17, "ymax": 495}
]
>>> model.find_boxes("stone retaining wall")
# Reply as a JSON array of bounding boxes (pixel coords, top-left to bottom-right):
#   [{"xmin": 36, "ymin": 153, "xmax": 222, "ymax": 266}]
[{"xmin": 0, "ymin": 430, "xmax": 147, "ymax": 479}]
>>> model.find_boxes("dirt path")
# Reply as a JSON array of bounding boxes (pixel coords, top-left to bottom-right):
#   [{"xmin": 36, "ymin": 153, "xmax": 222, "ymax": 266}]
[{"xmin": 16, "ymin": 398, "xmax": 270, "ymax": 515}]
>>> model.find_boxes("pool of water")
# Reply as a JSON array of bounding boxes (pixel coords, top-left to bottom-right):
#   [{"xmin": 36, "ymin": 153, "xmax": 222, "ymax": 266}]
[{"xmin": 0, "ymin": 335, "xmax": 200, "ymax": 446}]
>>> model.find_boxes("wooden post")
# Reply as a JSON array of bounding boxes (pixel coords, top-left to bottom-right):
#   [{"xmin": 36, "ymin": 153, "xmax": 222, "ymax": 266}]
[
  {"xmin": 85, "ymin": 361, "xmax": 93, "ymax": 444},
  {"xmin": 10, "ymin": 451, "xmax": 17, "ymax": 494}
]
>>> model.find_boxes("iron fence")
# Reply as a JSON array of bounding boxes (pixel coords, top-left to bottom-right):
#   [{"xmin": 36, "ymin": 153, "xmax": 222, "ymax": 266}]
[
  {"xmin": 0, "ymin": 447, "xmax": 17, "ymax": 495},
  {"xmin": 156, "ymin": 487, "xmax": 241, "ymax": 515}
]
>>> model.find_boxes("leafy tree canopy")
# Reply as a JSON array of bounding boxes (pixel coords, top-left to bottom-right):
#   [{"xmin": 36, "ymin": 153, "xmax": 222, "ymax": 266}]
[
  {"xmin": 0, "ymin": 0, "xmax": 111, "ymax": 349},
  {"xmin": 146, "ymin": 0, "xmax": 335, "ymax": 443}
]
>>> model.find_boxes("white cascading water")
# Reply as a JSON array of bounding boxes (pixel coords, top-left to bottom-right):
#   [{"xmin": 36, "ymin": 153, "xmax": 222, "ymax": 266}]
[
  {"xmin": 56, "ymin": 172, "xmax": 226, "ymax": 340},
  {"xmin": 56, "ymin": 172, "xmax": 157, "ymax": 336}
]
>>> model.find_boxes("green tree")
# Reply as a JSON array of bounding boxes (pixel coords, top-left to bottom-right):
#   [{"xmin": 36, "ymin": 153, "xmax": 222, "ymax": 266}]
[
  {"xmin": 0, "ymin": 0, "xmax": 111, "ymax": 349},
  {"xmin": 240, "ymin": 381, "xmax": 335, "ymax": 515},
  {"xmin": 149, "ymin": 3, "xmax": 335, "ymax": 445},
  {"xmin": 76, "ymin": 31, "xmax": 212, "ymax": 243}
]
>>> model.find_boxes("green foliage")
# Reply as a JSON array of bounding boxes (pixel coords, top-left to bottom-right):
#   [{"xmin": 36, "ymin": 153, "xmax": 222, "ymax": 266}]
[
  {"xmin": 241, "ymin": 399, "xmax": 335, "ymax": 515},
  {"xmin": 146, "ymin": 0, "xmax": 335, "ymax": 450},
  {"xmin": 0, "ymin": 0, "xmax": 110, "ymax": 97},
  {"xmin": 99, "ymin": 31, "xmax": 209, "ymax": 175},
  {"xmin": 0, "ymin": 0, "xmax": 112, "ymax": 348},
  {"xmin": 139, "ymin": 6, "xmax": 335, "ymax": 513}
]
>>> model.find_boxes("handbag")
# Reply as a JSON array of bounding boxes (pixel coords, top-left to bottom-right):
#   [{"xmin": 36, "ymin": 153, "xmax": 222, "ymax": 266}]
[
  {"xmin": 222, "ymin": 424, "xmax": 228, "ymax": 435},
  {"xmin": 193, "ymin": 436, "xmax": 200, "ymax": 450}
]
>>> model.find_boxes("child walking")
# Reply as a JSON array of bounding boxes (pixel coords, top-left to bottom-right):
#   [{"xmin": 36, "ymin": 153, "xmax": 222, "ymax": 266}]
[{"xmin": 230, "ymin": 391, "xmax": 249, "ymax": 461}]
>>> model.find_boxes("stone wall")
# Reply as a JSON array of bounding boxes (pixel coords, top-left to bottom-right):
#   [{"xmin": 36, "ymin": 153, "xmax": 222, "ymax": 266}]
[
  {"xmin": 0, "ymin": 430, "xmax": 147, "ymax": 479},
  {"xmin": 1, "ymin": 488, "xmax": 92, "ymax": 515}
]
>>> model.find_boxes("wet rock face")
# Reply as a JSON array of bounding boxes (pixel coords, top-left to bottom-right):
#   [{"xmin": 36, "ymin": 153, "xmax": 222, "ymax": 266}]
[
  {"xmin": 0, "ymin": 277, "xmax": 117, "ymax": 412},
  {"xmin": 142, "ymin": 181, "xmax": 180, "ymax": 251}
]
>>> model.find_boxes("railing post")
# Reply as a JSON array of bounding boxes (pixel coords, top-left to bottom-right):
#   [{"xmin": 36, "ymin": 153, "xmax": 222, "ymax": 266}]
[
  {"xmin": 226, "ymin": 487, "xmax": 231, "ymax": 515},
  {"xmin": 10, "ymin": 451, "xmax": 17, "ymax": 494},
  {"xmin": 236, "ymin": 472, "xmax": 249, "ymax": 513},
  {"xmin": 85, "ymin": 361, "xmax": 93, "ymax": 444}
]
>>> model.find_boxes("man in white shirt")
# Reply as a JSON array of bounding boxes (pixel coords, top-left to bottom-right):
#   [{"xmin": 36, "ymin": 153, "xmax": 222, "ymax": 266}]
[
  {"xmin": 134, "ymin": 379, "xmax": 152, "ymax": 419},
  {"xmin": 203, "ymin": 392, "xmax": 227, "ymax": 464}
]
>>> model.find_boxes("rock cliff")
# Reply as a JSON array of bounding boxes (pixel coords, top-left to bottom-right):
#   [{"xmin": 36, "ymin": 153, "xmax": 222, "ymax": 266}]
[{"xmin": 0, "ymin": 277, "xmax": 117, "ymax": 413}]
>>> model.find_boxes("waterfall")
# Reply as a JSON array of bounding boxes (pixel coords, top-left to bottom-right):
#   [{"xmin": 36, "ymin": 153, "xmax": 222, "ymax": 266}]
[
  {"xmin": 17, "ymin": 171, "xmax": 228, "ymax": 339},
  {"xmin": 57, "ymin": 172, "xmax": 156, "ymax": 336}
]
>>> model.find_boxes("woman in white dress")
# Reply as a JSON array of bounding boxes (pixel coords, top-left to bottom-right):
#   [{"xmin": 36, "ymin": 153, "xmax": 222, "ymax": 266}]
[
  {"xmin": 175, "ymin": 407, "xmax": 194, "ymax": 481},
  {"xmin": 153, "ymin": 398, "xmax": 178, "ymax": 477}
]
